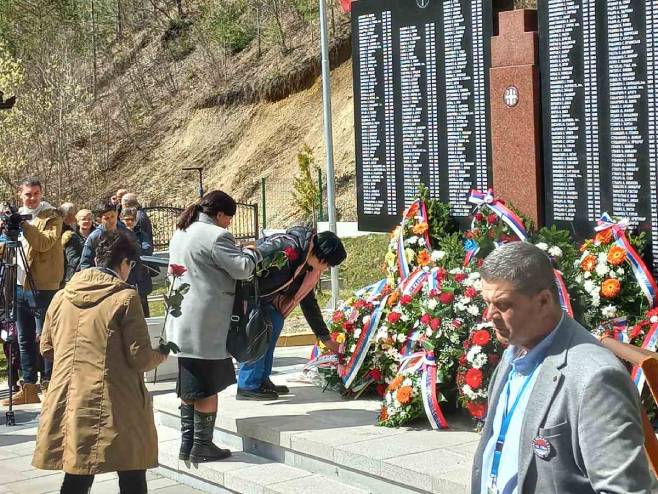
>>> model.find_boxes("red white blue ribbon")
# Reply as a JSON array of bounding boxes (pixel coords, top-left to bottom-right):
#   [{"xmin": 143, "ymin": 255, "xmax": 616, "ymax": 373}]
[
  {"xmin": 468, "ymin": 189, "xmax": 529, "ymax": 241},
  {"xmin": 631, "ymin": 323, "xmax": 658, "ymax": 392},
  {"xmin": 339, "ymin": 292, "xmax": 390, "ymax": 389},
  {"xmin": 400, "ymin": 329, "xmax": 425, "ymax": 357},
  {"xmin": 398, "ymin": 351, "xmax": 449, "ymax": 429},
  {"xmin": 596, "ymin": 213, "xmax": 658, "ymax": 307},
  {"xmin": 553, "ymin": 269, "xmax": 574, "ymax": 317},
  {"xmin": 355, "ymin": 279, "xmax": 388, "ymax": 301},
  {"xmin": 303, "ymin": 353, "xmax": 340, "ymax": 373},
  {"xmin": 400, "ymin": 268, "xmax": 430, "ymax": 297}
]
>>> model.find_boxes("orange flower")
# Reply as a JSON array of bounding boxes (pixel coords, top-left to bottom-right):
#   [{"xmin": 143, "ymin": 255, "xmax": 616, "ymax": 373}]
[
  {"xmin": 607, "ymin": 246, "xmax": 626, "ymax": 266},
  {"xmin": 379, "ymin": 406, "xmax": 388, "ymax": 422},
  {"xmin": 387, "ymin": 290, "xmax": 400, "ymax": 307},
  {"xmin": 417, "ymin": 250, "xmax": 431, "ymax": 267},
  {"xmin": 601, "ymin": 278, "xmax": 621, "ymax": 299},
  {"xmin": 580, "ymin": 255, "xmax": 597, "ymax": 272},
  {"xmin": 595, "ymin": 229, "xmax": 614, "ymax": 245},
  {"xmin": 579, "ymin": 240, "xmax": 592, "ymax": 252},
  {"xmin": 388, "ymin": 375, "xmax": 404, "ymax": 392},
  {"xmin": 412, "ymin": 222, "xmax": 429, "ymax": 235},
  {"xmin": 396, "ymin": 386, "xmax": 413, "ymax": 405}
]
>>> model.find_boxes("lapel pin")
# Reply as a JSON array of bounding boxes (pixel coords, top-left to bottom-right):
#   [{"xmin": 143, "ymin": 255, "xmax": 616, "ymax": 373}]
[{"xmin": 533, "ymin": 435, "xmax": 552, "ymax": 459}]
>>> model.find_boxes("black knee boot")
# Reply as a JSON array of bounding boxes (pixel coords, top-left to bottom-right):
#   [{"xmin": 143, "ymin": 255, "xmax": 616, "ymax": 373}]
[
  {"xmin": 179, "ymin": 403, "xmax": 195, "ymax": 461},
  {"xmin": 189, "ymin": 410, "xmax": 231, "ymax": 463}
]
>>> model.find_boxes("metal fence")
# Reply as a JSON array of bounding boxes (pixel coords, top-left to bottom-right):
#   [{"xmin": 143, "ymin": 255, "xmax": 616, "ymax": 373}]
[{"xmin": 143, "ymin": 203, "xmax": 259, "ymax": 250}]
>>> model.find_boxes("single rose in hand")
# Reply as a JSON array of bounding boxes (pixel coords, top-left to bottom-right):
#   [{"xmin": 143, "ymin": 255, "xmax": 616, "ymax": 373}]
[
  {"xmin": 283, "ymin": 247, "xmax": 299, "ymax": 262},
  {"xmin": 168, "ymin": 264, "xmax": 187, "ymax": 277}
]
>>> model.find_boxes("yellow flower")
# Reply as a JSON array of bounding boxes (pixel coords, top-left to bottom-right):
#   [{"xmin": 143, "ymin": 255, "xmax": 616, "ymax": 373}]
[
  {"xmin": 405, "ymin": 248, "xmax": 415, "ymax": 264},
  {"xmin": 336, "ymin": 333, "xmax": 346, "ymax": 344},
  {"xmin": 385, "ymin": 251, "xmax": 396, "ymax": 267}
]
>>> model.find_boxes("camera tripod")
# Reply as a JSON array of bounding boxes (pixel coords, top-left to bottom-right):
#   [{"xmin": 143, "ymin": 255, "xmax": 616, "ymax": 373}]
[{"xmin": 0, "ymin": 230, "xmax": 39, "ymax": 426}]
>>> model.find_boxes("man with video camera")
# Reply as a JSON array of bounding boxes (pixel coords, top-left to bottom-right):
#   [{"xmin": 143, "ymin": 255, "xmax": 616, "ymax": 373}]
[{"xmin": 1, "ymin": 178, "xmax": 63, "ymax": 405}]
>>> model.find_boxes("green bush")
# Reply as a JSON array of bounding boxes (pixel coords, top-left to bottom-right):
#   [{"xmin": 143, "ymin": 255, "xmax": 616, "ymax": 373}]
[{"xmin": 198, "ymin": 0, "xmax": 256, "ymax": 54}]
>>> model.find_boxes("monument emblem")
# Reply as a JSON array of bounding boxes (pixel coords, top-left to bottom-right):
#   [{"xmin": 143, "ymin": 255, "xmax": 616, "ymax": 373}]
[
  {"xmin": 504, "ymin": 86, "xmax": 519, "ymax": 107},
  {"xmin": 416, "ymin": 0, "xmax": 430, "ymax": 9}
]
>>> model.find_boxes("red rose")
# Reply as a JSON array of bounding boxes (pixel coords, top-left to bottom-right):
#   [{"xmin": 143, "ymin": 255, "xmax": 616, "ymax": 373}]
[
  {"xmin": 369, "ymin": 369, "xmax": 382, "ymax": 381},
  {"xmin": 429, "ymin": 289, "xmax": 440, "ymax": 298},
  {"xmin": 452, "ymin": 318, "xmax": 463, "ymax": 328},
  {"xmin": 353, "ymin": 299, "xmax": 366, "ymax": 310},
  {"xmin": 488, "ymin": 353, "xmax": 501, "ymax": 367},
  {"xmin": 454, "ymin": 272, "xmax": 467, "ymax": 283},
  {"xmin": 458, "ymin": 354, "xmax": 467, "ymax": 366},
  {"xmin": 474, "ymin": 212, "xmax": 484, "ymax": 222},
  {"xmin": 168, "ymin": 263, "xmax": 187, "ymax": 277},
  {"xmin": 365, "ymin": 302, "xmax": 375, "ymax": 312},
  {"xmin": 342, "ymin": 322, "xmax": 354, "ymax": 333},
  {"xmin": 464, "ymin": 287, "xmax": 478, "ymax": 299},
  {"xmin": 438, "ymin": 292, "xmax": 455, "ymax": 305},
  {"xmin": 465, "ymin": 368, "xmax": 483, "ymax": 389},
  {"xmin": 376, "ymin": 383, "xmax": 387, "ymax": 397},
  {"xmin": 430, "ymin": 318, "xmax": 441, "ymax": 330},
  {"xmin": 283, "ymin": 246, "xmax": 299, "ymax": 262},
  {"xmin": 332, "ymin": 311, "xmax": 345, "ymax": 323},
  {"xmin": 436, "ymin": 268, "xmax": 447, "ymax": 281},
  {"xmin": 400, "ymin": 295, "xmax": 413, "ymax": 305},
  {"xmin": 466, "ymin": 401, "xmax": 487, "ymax": 419},
  {"xmin": 471, "ymin": 330, "xmax": 491, "ymax": 346},
  {"xmin": 420, "ymin": 313, "xmax": 431, "ymax": 325},
  {"xmin": 487, "ymin": 214, "xmax": 498, "ymax": 225},
  {"xmin": 387, "ymin": 311, "xmax": 401, "ymax": 324}
]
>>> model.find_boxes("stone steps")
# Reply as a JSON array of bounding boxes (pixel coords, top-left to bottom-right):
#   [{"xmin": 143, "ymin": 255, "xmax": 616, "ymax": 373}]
[
  {"xmin": 156, "ymin": 426, "xmax": 368, "ymax": 494},
  {"xmin": 151, "ymin": 347, "xmax": 478, "ymax": 494}
]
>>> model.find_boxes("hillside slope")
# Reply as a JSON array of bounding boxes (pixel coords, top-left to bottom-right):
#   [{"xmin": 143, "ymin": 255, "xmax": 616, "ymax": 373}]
[{"xmin": 98, "ymin": 12, "xmax": 357, "ymax": 228}]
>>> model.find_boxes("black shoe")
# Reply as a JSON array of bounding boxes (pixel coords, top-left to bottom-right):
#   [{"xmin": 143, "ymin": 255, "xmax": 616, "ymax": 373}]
[
  {"xmin": 179, "ymin": 403, "xmax": 194, "ymax": 461},
  {"xmin": 188, "ymin": 410, "xmax": 231, "ymax": 463},
  {"xmin": 263, "ymin": 377, "xmax": 289, "ymax": 395},
  {"xmin": 236, "ymin": 386, "xmax": 279, "ymax": 401}
]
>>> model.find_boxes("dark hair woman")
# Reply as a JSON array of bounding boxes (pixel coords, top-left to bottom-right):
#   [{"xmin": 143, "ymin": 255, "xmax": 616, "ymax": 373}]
[
  {"xmin": 167, "ymin": 190, "xmax": 261, "ymax": 463},
  {"xmin": 237, "ymin": 228, "xmax": 346, "ymax": 400},
  {"xmin": 32, "ymin": 230, "xmax": 167, "ymax": 494}
]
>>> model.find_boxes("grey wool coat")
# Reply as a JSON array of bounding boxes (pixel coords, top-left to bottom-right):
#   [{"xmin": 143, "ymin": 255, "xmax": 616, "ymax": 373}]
[
  {"xmin": 166, "ymin": 214, "xmax": 260, "ymax": 359},
  {"xmin": 471, "ymin": 315, "xmax": 653, "ymax": 494}
]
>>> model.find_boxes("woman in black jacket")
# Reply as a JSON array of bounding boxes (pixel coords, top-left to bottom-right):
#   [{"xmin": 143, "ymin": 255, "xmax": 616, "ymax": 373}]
[
  {"xmin": 59, "ymin": 203, "xmax": 84, "ymax": 285},
  {"xmin": 236, "ymin": 227, "xmax": 346, "ymax": 400}
]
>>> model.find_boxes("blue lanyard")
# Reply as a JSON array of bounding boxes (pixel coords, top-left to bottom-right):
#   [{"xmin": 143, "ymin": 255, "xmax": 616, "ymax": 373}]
[{"xmin": 489, "ymin": 363, "xmax": 539, "ymax": 485}]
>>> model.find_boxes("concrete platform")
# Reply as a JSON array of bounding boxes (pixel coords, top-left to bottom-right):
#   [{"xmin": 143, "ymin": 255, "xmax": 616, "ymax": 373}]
[{"xmin": 153, "ymin": 346, "xmax": 480, "ymax": 493}]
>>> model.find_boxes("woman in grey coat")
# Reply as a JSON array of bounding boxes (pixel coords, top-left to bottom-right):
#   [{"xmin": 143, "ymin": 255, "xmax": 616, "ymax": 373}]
[{"xmin": 166, "ymin": 190, "xmax": 260, "ymax": 463}]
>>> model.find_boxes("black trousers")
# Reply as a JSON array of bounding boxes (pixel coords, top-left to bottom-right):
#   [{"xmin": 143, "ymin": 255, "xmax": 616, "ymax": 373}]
[{"xmin": 60, "ymin": 470, "xmax": 147, "ymax": 494}]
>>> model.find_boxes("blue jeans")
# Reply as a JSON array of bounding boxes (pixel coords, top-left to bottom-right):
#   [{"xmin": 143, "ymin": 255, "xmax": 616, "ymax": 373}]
[
  {"xmin": 237, "ymin": 305, "xmax": 285, "ymax": 391},
  {"xmin": 16, "ymin": 286, "xmax": 55, "ymax": 384}
]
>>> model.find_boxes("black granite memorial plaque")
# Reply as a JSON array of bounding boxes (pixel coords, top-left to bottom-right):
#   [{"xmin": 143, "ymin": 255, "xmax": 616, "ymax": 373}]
[
  {"xmin": 353, "ymin": 0, "xmax": 493, "ymax": 232},
  {"xmin": 539, "ymin": 0, "xmax": 658, "ymax": 271}
]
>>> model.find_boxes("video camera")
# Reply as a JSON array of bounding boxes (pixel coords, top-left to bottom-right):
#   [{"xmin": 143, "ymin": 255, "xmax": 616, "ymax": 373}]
[{"xmin": 0, "ymin": 203, "xmax": 31, "ymax": 241}]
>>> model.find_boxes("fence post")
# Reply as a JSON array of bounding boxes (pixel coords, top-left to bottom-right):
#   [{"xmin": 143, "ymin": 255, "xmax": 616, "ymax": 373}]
[
  {"xmin": 318, "ymin": 168, "xmax": 324, "ymax": 222},
  {"xmin": 261, "ymin": 177, "xmax": 267, "ymax": 231}
]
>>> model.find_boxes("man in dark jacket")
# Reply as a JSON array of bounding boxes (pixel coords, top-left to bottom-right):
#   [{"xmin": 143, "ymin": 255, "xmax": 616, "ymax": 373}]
[{"xmin": 237, "ymin": 227, "xmax": 346, "ymax": 400}]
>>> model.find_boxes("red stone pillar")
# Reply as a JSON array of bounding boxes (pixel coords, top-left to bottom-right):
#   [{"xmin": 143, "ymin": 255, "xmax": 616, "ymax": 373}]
[{"xmin": 490, "ymin": 9, "xmax": 543, "ymax": 227}]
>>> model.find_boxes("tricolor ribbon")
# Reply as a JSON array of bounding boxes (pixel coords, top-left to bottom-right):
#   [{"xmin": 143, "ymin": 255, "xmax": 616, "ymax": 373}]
[
  {"xmin": 631, "ymin": 322, "xmax": 658, "ymax": 392},
  {"xmin": 397, "ymin": 200, "xmax": 431, "ymax": 279},
  {"xmin": 339, "ymin": 292, "xmax": 390, "ymax": 389},
  {"xmin": 596, "ymin": 213, "xmax": 658, "ymax": 307},
  {"xmin": 303, "ymin": 353, "xmax": 340, "ymax": 373},
  {"xmin": 553, "ymin": 269, "xmax": 574, "ymax": 317},
  {"xmin": 398, "ymin": 351, "xmax": 449, "ymax": 429},
  {"xmin": 355, "ymin": 279, "xmax": 388, "ymax": 301},
  {"xmin": 399, "ymin": 268, "xmax": 430, "ymax": 297},
  {"xmin": 468, "ymin": 189, "xmax": 529, "ymax": 241}
]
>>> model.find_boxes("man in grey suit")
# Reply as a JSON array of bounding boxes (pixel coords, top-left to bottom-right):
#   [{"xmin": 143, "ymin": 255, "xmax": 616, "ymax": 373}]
[{"xmin": 471, "ymin": 242, "xmax": 652, "ymax": 494}]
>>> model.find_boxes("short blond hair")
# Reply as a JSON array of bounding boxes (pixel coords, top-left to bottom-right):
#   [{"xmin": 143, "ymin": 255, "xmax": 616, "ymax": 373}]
[{"xmin": 75, "ymin": 209, "xmax": 93, "ymax": 221}]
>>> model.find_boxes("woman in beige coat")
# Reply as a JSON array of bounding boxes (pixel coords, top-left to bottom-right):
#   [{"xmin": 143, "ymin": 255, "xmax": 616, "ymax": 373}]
[{"xmin": 32, "ymin": 230, "xmax": 167, "ymax": 494}]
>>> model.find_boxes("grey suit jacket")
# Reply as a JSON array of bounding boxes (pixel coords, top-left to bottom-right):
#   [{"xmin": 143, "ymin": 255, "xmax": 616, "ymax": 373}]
[
  {"xmin": 471, "ymin": 315, "xmax": 652, "ymax": 494},
  {"xmin": 166, "ymin": 214, "xmax": 260, "ymax": 359}
]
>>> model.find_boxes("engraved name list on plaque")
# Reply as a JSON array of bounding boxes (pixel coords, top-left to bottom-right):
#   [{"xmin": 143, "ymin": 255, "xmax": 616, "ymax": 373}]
[
  {"xmin": 353, "ymin": 0, "xmax": 493, "ymax": 232},
  {"xmin": 539, "ymin": 0, "xmax": 658, "ymax": 271}
]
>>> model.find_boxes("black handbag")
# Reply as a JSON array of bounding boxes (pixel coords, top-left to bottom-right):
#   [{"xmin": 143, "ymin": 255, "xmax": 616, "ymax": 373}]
[{"xmin": 227, "ymin": 276, "xmax": 273, "ymax": 364}]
